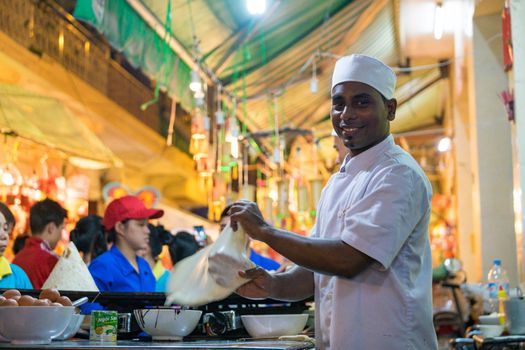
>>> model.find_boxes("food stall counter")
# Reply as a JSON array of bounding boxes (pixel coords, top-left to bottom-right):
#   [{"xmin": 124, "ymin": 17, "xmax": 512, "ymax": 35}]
[{"xmin": 0, "ymin": 340, "xmax": 314, "ymax": 350}]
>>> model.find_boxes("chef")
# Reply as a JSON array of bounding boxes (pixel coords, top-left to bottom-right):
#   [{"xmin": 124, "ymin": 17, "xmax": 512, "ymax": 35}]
[{"xmin": 223, "ymin": 54, "xmax": 438, "ymax": 350}]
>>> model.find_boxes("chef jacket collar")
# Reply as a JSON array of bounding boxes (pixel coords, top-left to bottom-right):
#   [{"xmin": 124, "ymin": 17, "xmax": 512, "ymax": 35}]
[{"xmin": 339, "ymin": 134, "xmax": 394, "ymax": 175}]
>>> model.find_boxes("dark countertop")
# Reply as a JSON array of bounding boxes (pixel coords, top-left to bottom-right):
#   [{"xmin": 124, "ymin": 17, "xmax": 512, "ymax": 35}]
[{"xmin": 0, "ymin": 340, "xmax": 314, "ymax": 350}]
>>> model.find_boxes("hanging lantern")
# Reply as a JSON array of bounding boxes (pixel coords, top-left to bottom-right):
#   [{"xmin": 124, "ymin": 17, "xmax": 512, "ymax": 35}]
[
  {"xmin": 277, "ymin": 179, "xmax": 289, "ymax": 217},
  {"xmin": 212, "ymin": 172, "xmax": 227, "ymax": 201},
  {"xmin": 297, "ymin": 184, "xmax": 309, "ymax": 212},
  {"xmin": 189, "ymin": 70, "xmax": 202, "ymax": 92},
  {"xmin": 256, "ymin": 179, "xmax": 266, "ymax": 207},
  {"xmin": 225, "ymin": 117, "xmax": 240, "ymax": 159},
  {"xmin": 310, "ymin": 178, "xmax": 324, "ymax": 212},
  {"xmin": 264, "ymin": 196, "xmax": 274, "ymax": 224},
  {"xmin": 191, "ymin": 110, "xmax": 207, "ymax": 140},
  {"xmin": 195, "ymin": 154, "xmax": 211, "ymax": 177}
]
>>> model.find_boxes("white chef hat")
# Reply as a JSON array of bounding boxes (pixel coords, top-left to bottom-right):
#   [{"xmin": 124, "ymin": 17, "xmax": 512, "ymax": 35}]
[
  {"xmin": 331, "ymin": 54, "xmax": 396, "ymax": 99},
  {"xmin": 331, "ymin": 129, "xmax": 338, "ymax": 136}
]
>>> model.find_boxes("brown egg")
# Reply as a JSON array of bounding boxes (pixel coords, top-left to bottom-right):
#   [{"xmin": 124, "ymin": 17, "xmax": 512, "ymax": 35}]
[
  {"xmin": 0, "ymin": 296, "xmax": 5, "ymax": 304},
  {"xmin": 56, "ymin": 296, "xmax": 73, "ymax": 306},
  {"xmin": 39, "ymin": 289, "xmax": 60, "ymax": 302},
  {"xmin": 3, "ymin": 289, "xmax": 21, "ymax": 299},
  {"xmin": 50, "ymin": 302, "xmax": 63, "ymax": 307},
  {"xmin": 33, "ymin": 298, "xmax": 51, "ymax": 307},
  {"xmin": 0, "ymin": 298, "xmax": 19, "ymax": 307},
  {"xmin": 18, "ymin": 295, "xmax": 36, "ymax": 306}
]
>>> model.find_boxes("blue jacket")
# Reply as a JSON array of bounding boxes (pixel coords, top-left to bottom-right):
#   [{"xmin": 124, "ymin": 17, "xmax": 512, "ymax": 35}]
[
  {"xmin": 88, "ymin": 246, "xmax": 155, "ymax": 292},
  {"xmin": 249, "ymin": 249, "xmax": 280, "ymax": 271}
]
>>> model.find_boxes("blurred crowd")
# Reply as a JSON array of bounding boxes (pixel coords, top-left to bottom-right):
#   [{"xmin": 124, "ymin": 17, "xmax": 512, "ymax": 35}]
[{"xmin": 0, "ymin": 195, "xmax": 282, "ymax": 294}]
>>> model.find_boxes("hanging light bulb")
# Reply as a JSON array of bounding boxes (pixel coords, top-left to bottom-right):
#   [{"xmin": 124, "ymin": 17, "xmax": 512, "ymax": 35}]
[
  {"xmin": 437, "ymin": 136, "xmax": 451, "ymax": 152},
  {"xmin": 226, "ymin": 118, "xmax": 239, "ymax": 142},
  {"xmin": 2, "ymin": 172, "xmax": 14, "ymax": 186},
  {"xmin": 246, "ymin": 0, "xmax": 266, "ymax": 15},
  {"xmin": 310, "ymin": 77, "xmax": 318, "ymax": 93},
  {"xmin": 310, "ymin": 56, "xmax": 318, "ymax": 93},
  {"xmin": 230, "ymin": 138, "xmax": 239, "ymax": 159},
  {"xmin": 433, "ymin": 2, "xmax": 444, "ymax": 40},
  {"xmin": 215, "ymin": 110, "xmax": 225, "ymax": 125},
  {"xmin": 189, "ymin": 70, "xmax": 202, "ymax": 92},
  {"xmin": 194, "ymin": 88, "xmax": 205, "ymax": 99}
]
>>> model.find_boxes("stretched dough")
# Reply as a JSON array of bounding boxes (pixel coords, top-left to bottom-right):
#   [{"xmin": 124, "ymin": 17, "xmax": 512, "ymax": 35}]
[
  {"xmin": 43, "ymin": 242, "xmax": 99, "ymax": 291},
  {"xmin": 166, "ymin": 224, "xmax": 255, "ymax": 306}
]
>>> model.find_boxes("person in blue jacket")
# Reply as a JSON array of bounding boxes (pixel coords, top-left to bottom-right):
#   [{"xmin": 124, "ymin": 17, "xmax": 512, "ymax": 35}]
[
  {"xmin": 0, "ymin": 202, "xmax": 32, "ymax": 289},
  {"xmin": 88, "ymin": 196, "xmax": 164, "ymax": 292},
  {"xmin": 220, "ymin": 204, "xmax": 280, "ymax": 271}
]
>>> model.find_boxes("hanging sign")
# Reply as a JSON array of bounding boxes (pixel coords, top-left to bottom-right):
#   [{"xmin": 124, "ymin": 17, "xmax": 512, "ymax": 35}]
[{"xmin": 102, "ymin": 182, "xmax": 160, "ymax": 208}]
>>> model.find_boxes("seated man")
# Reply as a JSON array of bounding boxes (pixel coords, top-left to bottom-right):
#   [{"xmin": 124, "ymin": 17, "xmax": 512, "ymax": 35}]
[
  {"xmin": 220, "ymin": 204, "xmax": 280, "ymax": 271},
  {"xmin": 13, "ymin": 199, "xmax": 67, "ymax": 289}
]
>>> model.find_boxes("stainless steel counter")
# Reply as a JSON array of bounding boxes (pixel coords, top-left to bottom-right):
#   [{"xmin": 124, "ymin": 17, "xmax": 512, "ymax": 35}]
[{"xmin": 0, "ymin": 340, "xmax": 314, "ymax": 350}]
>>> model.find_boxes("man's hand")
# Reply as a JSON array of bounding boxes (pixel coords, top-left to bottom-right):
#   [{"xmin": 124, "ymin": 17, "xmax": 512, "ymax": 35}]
[
  {"xmin": 236, "ymin": 267, "xmax": 274, "ymax": 299},
  {"xmin": 229, "ymin": 200, "xmax": 271, "ymax": 241},
  {"xmin": 208, "ymin": 252, "xmax": 253, "ymax": 287}
]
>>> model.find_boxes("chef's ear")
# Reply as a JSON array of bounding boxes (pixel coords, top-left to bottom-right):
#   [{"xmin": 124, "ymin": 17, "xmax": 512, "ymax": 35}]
[{"xmin": 115, "ymin": 221, "xmax": 126, "ymax": 236}]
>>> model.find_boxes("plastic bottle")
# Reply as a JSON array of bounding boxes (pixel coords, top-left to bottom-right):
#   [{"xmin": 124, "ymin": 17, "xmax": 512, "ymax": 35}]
[{"xmin": 487, "ymin": 259, "xmax": 510, "ymax": 313}]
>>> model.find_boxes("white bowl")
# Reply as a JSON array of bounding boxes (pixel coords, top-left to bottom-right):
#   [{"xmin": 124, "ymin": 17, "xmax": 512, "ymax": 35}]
[
  {"xmin": 55, "ymin": 314, "xmax": 85, "ymax": 340},
  {"xmin": 241, "ymin": 314, "xmax": 309, "ymax": 338},
  {"xmin": 0, "ymin": 306, "xmax": 74, "ymax": 344},
  {"xmin": 479, "ymin": 324, "xmax": 505, "ymax": 338},
  {"xmin": 479, "ymin": 314, "xmax": 503, "ymax": 325},
  {"xmin": 133, "ymin": 309, "xmax": 202, "ymax": 341}
]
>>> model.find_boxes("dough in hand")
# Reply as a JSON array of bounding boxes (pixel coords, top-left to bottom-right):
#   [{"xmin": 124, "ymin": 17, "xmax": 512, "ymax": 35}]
[{"xmin": 165, "ymin": 224, "xmax": 255, "ymax": 306}]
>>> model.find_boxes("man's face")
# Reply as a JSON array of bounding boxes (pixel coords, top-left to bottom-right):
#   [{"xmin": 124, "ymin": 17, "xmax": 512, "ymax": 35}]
[
  {"xmin": 331, "ymin": 82, "xmax": 396, "ymax": 157},
  {"xmin": 48, "ymin": 221, "xmax": 65, "ymax": 250}
]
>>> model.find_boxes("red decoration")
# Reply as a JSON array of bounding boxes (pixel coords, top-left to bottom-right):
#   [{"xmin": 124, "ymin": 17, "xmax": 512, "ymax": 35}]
[{"xmin": 502, "ymin": 4, "xmax": 513, "ymax": 71}]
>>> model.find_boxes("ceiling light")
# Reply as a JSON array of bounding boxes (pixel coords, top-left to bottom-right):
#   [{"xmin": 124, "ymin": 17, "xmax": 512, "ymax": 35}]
[
  {"xmin": 437, "ymin": 137, "xmax": 451, "ymax": 152},
  {"xmin": 433, "ymin": 2, "xmax": 444, "ymax": 40},
  {"xmin": 189, "ymin": 70, "xmax": 202, "ymax": 92},
  {"xmin": 246, "ymin": 0, "xmax": 266, "ymax": 15}
]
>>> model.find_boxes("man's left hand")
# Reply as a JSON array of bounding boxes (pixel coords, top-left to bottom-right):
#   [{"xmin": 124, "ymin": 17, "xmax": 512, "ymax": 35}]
[{"xmin": 228, "ymin": 200, "xmax": 271, "ymax": 241}]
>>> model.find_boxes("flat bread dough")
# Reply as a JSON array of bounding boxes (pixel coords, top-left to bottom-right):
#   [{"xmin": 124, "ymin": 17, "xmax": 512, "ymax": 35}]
[
  {"xmin": 165, "ymin": 224, "xmax": 255, "ymax": 306},
  {"xmin": 42, "ymin": 241, "xmax": 99, "ymax": 292}
]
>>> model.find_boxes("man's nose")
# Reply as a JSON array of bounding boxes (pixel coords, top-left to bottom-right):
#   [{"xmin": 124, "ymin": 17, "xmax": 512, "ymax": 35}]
[{"xmin": 340, "ymin": 105, "xmax": 355, "ymax": 121}]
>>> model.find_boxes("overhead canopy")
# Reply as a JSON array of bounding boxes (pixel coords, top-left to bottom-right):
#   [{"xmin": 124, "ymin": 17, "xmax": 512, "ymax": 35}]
[
  {"xmin": 72, "ymin": 0, "xmax": 445, "ymax": 157},
  {"xmin": 0, "ymin": 84, "xmax": 120, "ymax": 165}
]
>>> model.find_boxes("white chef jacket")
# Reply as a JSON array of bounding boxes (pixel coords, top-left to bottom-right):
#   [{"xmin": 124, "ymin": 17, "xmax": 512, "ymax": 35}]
[{"xmin": 312, "ymin": 135, "xmax": 438, "ymax": 350}]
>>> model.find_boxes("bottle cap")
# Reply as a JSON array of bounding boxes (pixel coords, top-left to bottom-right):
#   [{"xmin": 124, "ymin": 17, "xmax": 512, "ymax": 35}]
[{"xmin": 494, "ymin": 259, "xmax": 501, "ymax": 266}]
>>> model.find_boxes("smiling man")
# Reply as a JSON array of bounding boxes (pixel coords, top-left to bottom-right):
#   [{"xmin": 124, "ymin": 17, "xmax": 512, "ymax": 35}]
[{"xmin": 216, "ymin": 54, "xmax": 437, "ymax": 350}]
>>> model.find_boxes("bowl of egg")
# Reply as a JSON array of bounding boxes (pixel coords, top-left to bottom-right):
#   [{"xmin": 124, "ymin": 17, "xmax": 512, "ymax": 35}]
[{"xmin": 0, "ymin": 289, "xmax": 75, "ymax": 344}]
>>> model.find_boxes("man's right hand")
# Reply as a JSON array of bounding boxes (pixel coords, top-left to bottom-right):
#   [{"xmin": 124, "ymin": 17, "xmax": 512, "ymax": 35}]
[{"xmin": 236, "ymin": 267, "xmax": 274, "ymax": 299}]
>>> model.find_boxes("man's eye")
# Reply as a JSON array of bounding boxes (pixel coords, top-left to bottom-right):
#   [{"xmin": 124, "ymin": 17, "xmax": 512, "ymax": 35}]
[
  {"xmin": 353, "ymin": 98, "xmax": 370, "ymax": 107},
  {"xmin": 332, "ymin": 102, "xmax": 345, "ymax": 111}
]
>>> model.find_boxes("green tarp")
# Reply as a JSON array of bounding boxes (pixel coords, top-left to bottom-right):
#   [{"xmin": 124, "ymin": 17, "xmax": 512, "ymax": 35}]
[{"xmin": 74, "ymin": 0, "xmax": 194, "ymax": 112}]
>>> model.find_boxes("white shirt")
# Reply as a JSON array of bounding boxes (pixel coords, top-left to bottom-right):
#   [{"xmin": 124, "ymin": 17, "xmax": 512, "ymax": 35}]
[{"xmin": 312, "ymin": 135, "xmax": 438, "ymax": 350}]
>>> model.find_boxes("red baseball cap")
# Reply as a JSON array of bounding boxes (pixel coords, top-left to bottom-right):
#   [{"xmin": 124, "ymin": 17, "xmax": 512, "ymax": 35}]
[{"xmin": 102, "ymin": 195, "xmax": 164, "ymax": 231}]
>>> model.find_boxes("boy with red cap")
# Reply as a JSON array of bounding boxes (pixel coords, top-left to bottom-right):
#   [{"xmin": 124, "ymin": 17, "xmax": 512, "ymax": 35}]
[{"xmin": 88, "ymin": 195, "xmax": 164, "ymax": 292}]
